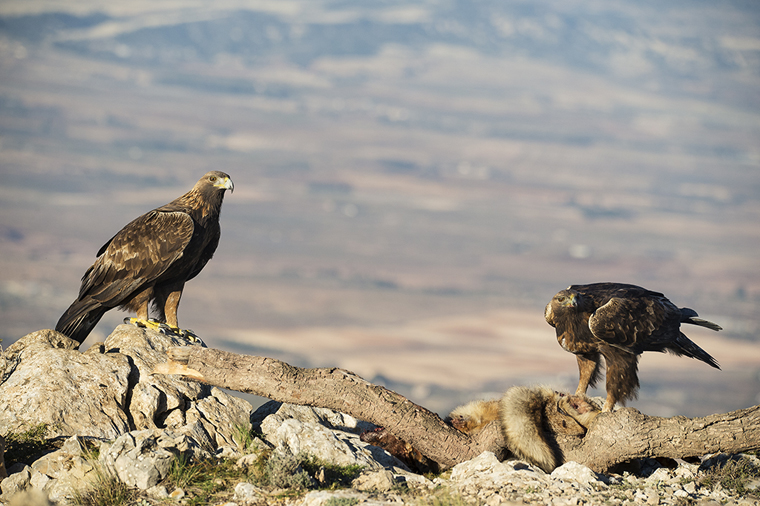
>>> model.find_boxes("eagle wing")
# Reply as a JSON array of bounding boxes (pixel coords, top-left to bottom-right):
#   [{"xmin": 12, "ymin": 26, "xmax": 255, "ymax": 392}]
[
  {"xmin": 80, "ymin": 211, "xmax": 195, "ymax": 306},
  {"xmin": 587, "ymin": 296, "xmax": 670, "ymax": 353},
  {"xmin": 185, "ymin": 228, "xmax": 219, "ymax": 282}
]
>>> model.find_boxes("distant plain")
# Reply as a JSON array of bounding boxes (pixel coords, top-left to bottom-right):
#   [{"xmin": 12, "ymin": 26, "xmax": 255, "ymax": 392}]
[{"xmin": 0, "ymin": 0, "xmax": 758, "ymax": 417}]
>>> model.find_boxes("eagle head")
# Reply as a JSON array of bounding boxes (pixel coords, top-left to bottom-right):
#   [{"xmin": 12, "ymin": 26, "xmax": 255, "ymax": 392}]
[
  {"xmin": 549, "ymin": 289, "xmax": 580, "ymax": 315},
  {"xmin": 545, "ymin": 288, "xmax": 580, "ymax": 325},
  {"xmin": 205, "ymin": 171, "xmax": 234, "ymax": 193}
]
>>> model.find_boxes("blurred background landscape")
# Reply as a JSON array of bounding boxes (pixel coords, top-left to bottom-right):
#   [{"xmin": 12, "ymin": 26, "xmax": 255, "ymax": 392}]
[{"xmin": 0, "ymin": 0, "xmax": 758, "ymax": 418}]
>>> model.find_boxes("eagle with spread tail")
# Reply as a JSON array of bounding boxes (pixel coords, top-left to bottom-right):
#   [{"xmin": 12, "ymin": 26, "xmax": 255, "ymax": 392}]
[
  {"xmin": 545, "ymin": 282, "xmax": 721, "ymax": 411},
  {"xmin": 56, "ymin": 171, "xmax": 234, "ymax": 343}
]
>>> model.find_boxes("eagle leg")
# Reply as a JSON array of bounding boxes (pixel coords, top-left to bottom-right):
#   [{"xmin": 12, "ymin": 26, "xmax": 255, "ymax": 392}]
[
  {"xmin": 152, "ymin": 283, "xmax": 185, "ymax": 328},
  {"xmin": 149, "ymin": 282, "xmax": 203, "ymax": 344},
  {"xmin": 601, "ymin": 348, "xmax": 640, "ymax": 412},
  {"xmin": 122, "ymin": 293, "xmax": 162, "ymax": 331},
  {"xmin": 575, "ymin": 353, "xmax": 601, "ymax": 396}
]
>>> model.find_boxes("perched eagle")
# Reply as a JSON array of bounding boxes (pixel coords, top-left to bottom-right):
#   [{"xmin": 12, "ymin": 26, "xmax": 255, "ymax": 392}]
[
  {"xmin": 544, "ymin": 282, "xmax": 721, "ymax": 411},
  {"xmin": 56, "ymin": 171, "xmax": 234, "ymax": 343}
]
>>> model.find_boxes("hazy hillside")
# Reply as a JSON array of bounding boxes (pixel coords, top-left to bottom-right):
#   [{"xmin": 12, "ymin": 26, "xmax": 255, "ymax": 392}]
[{"xmin": 0, "ymin": 0, "xmax": 758, "ymax": 417}]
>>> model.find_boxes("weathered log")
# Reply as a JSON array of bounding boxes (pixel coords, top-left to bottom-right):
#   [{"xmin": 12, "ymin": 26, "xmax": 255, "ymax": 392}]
[
  {"xmin": 154, "ymin": 347, "xmax": 487, "ymax": 468},
  {"xmin": 558, "ymin": 404, "xmax": 760, "ymax": 472},
  {"xmin": 154, "ymin": 346, "xmax": 760, "ymax": 472}
]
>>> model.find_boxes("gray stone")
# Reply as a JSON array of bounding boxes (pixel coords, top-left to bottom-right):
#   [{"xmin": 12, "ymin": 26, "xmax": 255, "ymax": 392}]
[
  {"xmin": 253, "ymin": 401, "xmax": 376, "ymax": 434},
  {"xmin": 258, "ymin": 403, "xmax": 402, "ymax": 470},
  {"xmin": 0, "ymin": 465, "xmax": 32, "ymax": 499},
  {"xmin": 28, "ymin": 470, "xmax": 52, "ymax": 493},
  {"xmin": 550, "ymin": 461, "xmax": 605, "ymax": 485},
  {"xmin": 234, "ymin": 482, "xmax": 266, "ymax": 504},
  {"xmin": 100, "ymin": 430, "xmax": 177, "ymax": 490},
  {"xmin": 104, "ymin": 325, "xmax": 207, "ymax": 427},
  {"xmin": 0, "ymin": 330, "xmax": 132, "ymax": 439},
  {"xmin": 146, "ymin": 484, "xmax": 170, "ymax": 499},
  {"xmin": 0, "ymin": 325, "xmax": 255, "ymax": 453},
  {"xmin": 184, "ymin": 387, "xmax": 255, "ymax": 449},
  {"xmin": 295, "ymin": 490, "xmax": 373, "ymax": 506},
  {"xmin": 450, "ymin": 451, "xmax": 548, "ymax": 488},
  {"xmin": 97, "ymin": 428, "xmax": 210, "ymax": 492},
  {"xmin": 4, "ymin": 489, "xmax": 52, "ymax": 506},
  {"xmin": 351, "ymin": 469, "xmax": 396, "ymax": 492},
  {"xmin": 106, "ymin": 324, "xmax": 255, "ymax": 450},
  {"xmin": 645, "ymin": 467, "xmax": 674, "ymax": 485}
]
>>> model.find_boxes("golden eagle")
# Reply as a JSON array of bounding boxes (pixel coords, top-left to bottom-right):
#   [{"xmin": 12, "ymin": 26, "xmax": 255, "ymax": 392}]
[
  {"xmin": 544, "ymin": 282, "xmax": 721, "ymax": 411},
  {"xmin": 56, "ymin": 171, "xmax": 234, "ymax": 343}
]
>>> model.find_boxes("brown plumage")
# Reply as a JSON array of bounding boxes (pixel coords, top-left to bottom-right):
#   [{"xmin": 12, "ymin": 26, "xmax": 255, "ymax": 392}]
[
  {"xmin": 56, "ymin": 171, "xmax": 233, "ymax": 343},
  {"xmin": 545, "ymin": 282, "xmax": 721, "ymax": 411}
]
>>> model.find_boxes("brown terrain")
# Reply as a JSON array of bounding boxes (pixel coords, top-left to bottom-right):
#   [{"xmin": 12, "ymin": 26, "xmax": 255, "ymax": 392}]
[{"xmin": 0, "ymin": 0, "xmax": 758, "ymax": 418}]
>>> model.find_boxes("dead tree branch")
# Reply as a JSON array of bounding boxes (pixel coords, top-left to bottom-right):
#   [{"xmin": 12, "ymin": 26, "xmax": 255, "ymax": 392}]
[{"xmin": 155, "ymin": 346, "xmax": 760, "ymax": 473}]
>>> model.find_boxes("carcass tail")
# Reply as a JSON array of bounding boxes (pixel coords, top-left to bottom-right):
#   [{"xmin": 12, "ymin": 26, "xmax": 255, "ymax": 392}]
[
  {"xmin": 499, "ymin": 386, "xmax": 558, "ymax": 473},
  {"xmin": 673, "ymin": 332, "xmax": 720, "ymax": 370},
  {"xmin": 55, "ymin": 300, "xmax": 107, "ymax": 344}
]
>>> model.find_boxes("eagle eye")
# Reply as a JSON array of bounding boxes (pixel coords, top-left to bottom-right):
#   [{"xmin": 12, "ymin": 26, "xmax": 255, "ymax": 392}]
[
  {"xmin": 209, "ymin": 176, "xmax": 217, "ymax": 182},
  {"xmin": 557, "ymin": 296, "xmax": 566, "ymax": 303}
]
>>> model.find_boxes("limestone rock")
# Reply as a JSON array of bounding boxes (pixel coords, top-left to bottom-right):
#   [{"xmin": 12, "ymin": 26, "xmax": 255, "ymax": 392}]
[
  {"xmin": 448, "ymin": 451, "xmax": 551, "ymax": 501},
  {"xmin": 104, "ymin": 324, "xmax": 208, "ymax": 429},
  {"xmin": 105, "ymin": 324, "xmax": 255, "ymax": 449},
  {"xmin": 351, "ymin": 469, "xmax": 396, "ymax": 492},
  {"xmin": 0, "ymin": 465, "xmax": 31, "ymax": 500},
  {"xmin": 4, "ymin": 489, "xmax": 52, "ymax": 506},
  {"xmin": 252, "ymin": 401, "xmax": 376, "ymax": 434},
  {"xmin": 295, "ymin": 490, "xmax": 372, "ymax": 506},
  {"xmin": 184, "ymin": 386, "xmax": 255, "ymax": 449},
  {"xmin": 0, "ymin": 330, "xmax": 132, "ymax": 439},
  {"xmin": 256, "ymin": 402, "xmax": 405, "ymax": 470},
  {"xmin": 233, "ymin": 482, "xmax": 267, "ymax": 504},
  {"xmin": 99, "ymin": 429, "xmax": 206, "ymax": 490},
  {"xmin": 450, "ymin": 451, "xmax": 548, "ymax": 485},
  {"xmin": 22, "ymin": 436, "xmax": 98, "ymax": 505},
  {"xmin": 550, "ymin": 461, "xmax": 606, "ymax": 485},
  {"xmin": 0, "ymin": 325, "xmax": 255, "ymax": 451}
]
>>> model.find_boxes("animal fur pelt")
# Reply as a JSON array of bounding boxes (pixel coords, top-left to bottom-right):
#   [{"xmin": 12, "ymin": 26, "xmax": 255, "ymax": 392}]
[{"xmin": 447, "ymin": 386, "xmax": 601, "ymax": 472}]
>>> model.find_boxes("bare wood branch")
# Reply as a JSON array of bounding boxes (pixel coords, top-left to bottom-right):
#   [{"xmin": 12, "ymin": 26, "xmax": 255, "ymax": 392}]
[
  {"xmin": 158, "ymin": 346, "xmax": 484, "ymax": 468},
  {"xmin": 559, "ymin": 405, "xmax": 760, "ymax": 472},
  {"xmin": 155, "ymin": 346, "xmax": 760, "ymax": 472}
]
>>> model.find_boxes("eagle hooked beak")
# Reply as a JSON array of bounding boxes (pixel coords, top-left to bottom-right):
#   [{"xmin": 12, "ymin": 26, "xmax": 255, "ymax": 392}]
[{"xmin": 215, "ymin": 177, "xmax": 234, "ymax": 193}]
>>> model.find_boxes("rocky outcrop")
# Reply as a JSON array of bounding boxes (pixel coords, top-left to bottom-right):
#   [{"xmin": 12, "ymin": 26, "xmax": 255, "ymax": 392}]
[
  {"xmin": 0, "ymin": 329, "xmax": 133, "ymax": 439},
  {"xmin": 0, "ymin": 325, "xmax": 758, "ymax": 506},
  {"xmin": 0, "ymin": 326, "xmax": 253, "ymax": 446},
  {"xmin": 0, "ymin": 325, "xmax": 409, "ymax": 504},
  {"xmin": 254, "ymin": 402, "xmax": 404, "ymax": 471}
]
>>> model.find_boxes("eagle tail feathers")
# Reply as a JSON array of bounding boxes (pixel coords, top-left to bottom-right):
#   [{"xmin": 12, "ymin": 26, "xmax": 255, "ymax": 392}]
[
  {"xmin": 55, "ymin": 301, "xmax": 107, "ymax": 344},
  {"xmin": 671, "ymin": 333, "xmax": 720, "ymax": 370}
]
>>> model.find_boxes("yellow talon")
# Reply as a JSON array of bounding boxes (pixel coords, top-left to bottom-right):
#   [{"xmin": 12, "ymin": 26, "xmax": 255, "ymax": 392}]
[{"xmin": 123, "ymin": 318, "xmax": 204, "ymax": 345}]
